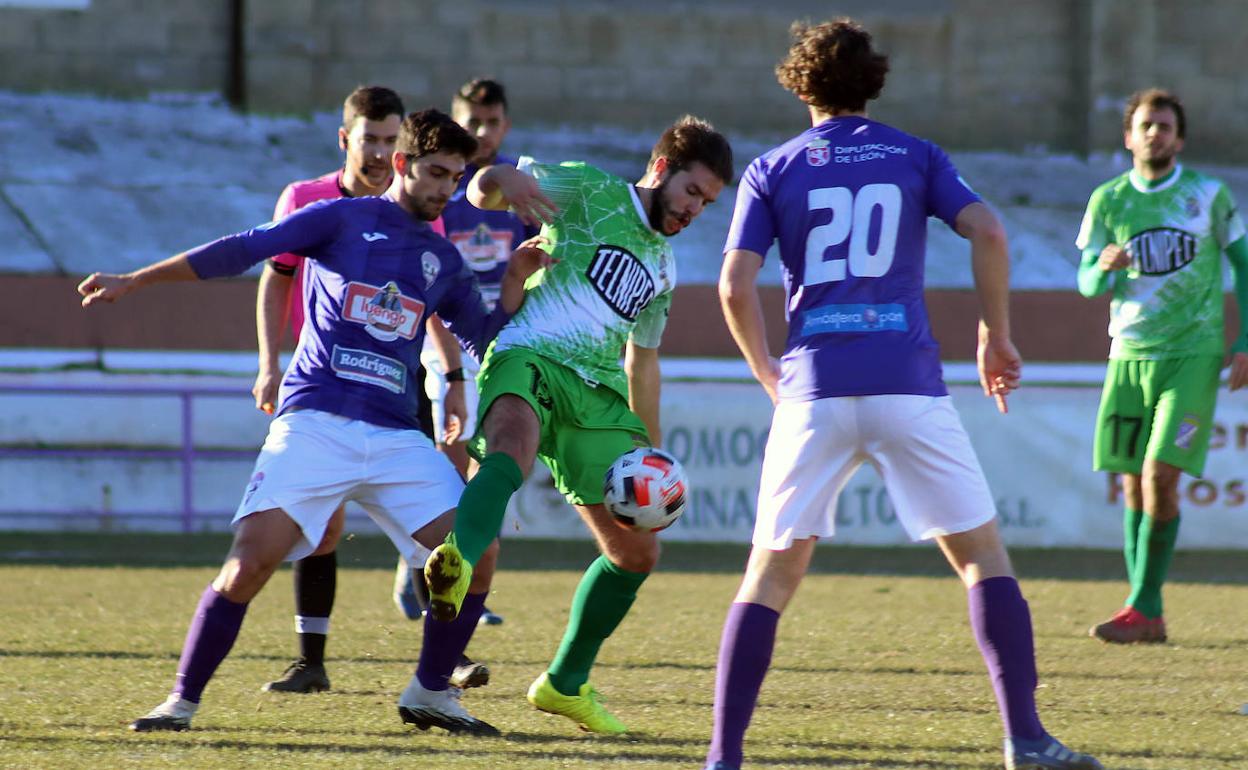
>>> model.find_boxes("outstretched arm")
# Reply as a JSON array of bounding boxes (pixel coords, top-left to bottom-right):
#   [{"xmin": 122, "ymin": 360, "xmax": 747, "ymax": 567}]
[
  {"xmin": 78, "ymin": 253, "xmax": 199, "ymax": 307},
  {"xmin": 467, "ymin": 164, "xmax": 557, "ymax": 227},
  {"xmin": 720, "ymin": 248, "xmax": 781, "ymax": 404},
  {"xmin": 955, "ymin": 201, "xmax": 1021, "ymax": 413}
]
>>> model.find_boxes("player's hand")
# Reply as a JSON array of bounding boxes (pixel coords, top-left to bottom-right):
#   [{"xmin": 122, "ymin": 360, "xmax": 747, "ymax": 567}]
[
  {"xmin": 252, "ymin": 364, "xmax": 282, "ymax": 415},
  {"xmin": 499, "ymin": 173, "xmax": 558, "ymax": 227},
  {"xmin": 1097, "ymin": 244, "xmax": 1130, "ymax": 272},
  {"xmin": 977, "ymin": 322, "xmax": 1022, "ymax": 413},
  {"xmin": 77, "ymin": 272, "xmax": 135, "ymax": 307},
  {"xmin": 1228, "ymin": 351, "xmax": 1248, "ymax": 391},
  {"xmin": 756, "ymin": 356, "xmax": 782, "ymax": 406},
  {"xmin": 443, "ymin": 380, "xmax": 468, "ymax": 443},
  {"xmin": 506, "ymin": 235, "xmax": 557, "ymax": 281}
]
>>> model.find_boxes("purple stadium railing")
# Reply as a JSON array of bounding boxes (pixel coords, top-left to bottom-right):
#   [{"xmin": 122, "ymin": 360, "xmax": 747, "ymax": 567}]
[{"xmin": 0, "ymin": 383, "xmax": 256, "ymax": 532}]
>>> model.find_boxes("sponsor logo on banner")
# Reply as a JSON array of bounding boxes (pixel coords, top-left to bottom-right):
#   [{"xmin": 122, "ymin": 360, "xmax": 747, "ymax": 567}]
[
  {"xmin": 586, "ymin": 244, "xmax": 656, "ymax": 321},
  {"xmin": 806, "ymin": 138, "xmax": 830, "ymax": 167},
  {"xmin": 450, "ymin": 223, "xmax": 511, "ymax": 272},
  {"xmin": 420, "ymin": 251, "xmax": 441, "ymax": 288},
  {"xmin": 800, "ymin": 303, "xmax": 908, "ymax": 335},
  {"xmin": 1126, "ymin": 227, "xmax": 1198, "ymax": 275},
  {"xmin": 330, "ymin": 344, "xmax": 407, "ymax": 393},
  {"xmin": 342, "ymin": 281, "xmax": 424, "ymax": 342}
]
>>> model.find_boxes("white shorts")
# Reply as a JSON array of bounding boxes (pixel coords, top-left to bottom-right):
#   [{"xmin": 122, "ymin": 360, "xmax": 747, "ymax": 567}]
[
  {"xmin": 754, "ymin": 395, "xmax": 996, "ymax": 548},
  {"xmin": 420, "ymin": 341, "xmax": 481, "ymax": 444},
  {"xmin": 234, "ymin": 409, "xmax": 464, "ymax": 563}
]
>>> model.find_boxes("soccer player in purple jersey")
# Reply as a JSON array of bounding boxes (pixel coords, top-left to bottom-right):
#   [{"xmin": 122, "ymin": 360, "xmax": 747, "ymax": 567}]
[
  {"xmin": 703, "ymin": 20, "xmax": 1102, "ymax": 770},
  {"xmin": 251, "ymin": 85, "xmax": 488, "ymax": 698},
  {"xmin": 78, "ymin": 109, "xmax": 550, "ymax": 735}
]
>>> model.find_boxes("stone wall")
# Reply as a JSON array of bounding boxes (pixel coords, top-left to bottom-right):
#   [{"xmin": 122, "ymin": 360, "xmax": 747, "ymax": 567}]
[{"xmin": 1, "ymin": 0, "xmax": 1246, "ymax": 160}]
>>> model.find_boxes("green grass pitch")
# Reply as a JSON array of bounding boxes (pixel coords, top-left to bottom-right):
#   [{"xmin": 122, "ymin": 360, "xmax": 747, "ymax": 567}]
[{"xmin": 1, "ymin": 533, "xmax": 1246, "ymax": 769}]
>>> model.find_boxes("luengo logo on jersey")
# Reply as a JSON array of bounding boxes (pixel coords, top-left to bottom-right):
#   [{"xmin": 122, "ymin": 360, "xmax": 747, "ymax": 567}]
[
  {"xmin": 586, "ymin": 244, "xmax": 656, "ymax": 321},
  {"xmin": 1126, "ymin": 227, "xmax": 1198, "ymax": 276},
  {"xmin": 342, "ymin": 281, "xmax": 425, "ymax": 341}
]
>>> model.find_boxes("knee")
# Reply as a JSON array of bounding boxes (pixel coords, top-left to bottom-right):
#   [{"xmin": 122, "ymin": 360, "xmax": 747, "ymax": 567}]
[
  {"xmin": 610, "ymin": 538, "xmax": 660, "ymax": 574},
  {"xmin": 214, "ymin": 555, "xmax": 277, "ymax": 601},
  {"xmin": 1142, "ymin": 470, "xmax": 1181, "ymax": 519}
]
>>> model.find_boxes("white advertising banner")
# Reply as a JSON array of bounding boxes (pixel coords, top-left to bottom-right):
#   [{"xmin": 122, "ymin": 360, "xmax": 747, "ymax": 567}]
[{"xmin": 503, "ymin": 381, "xmax": 1248, "ymax": 549}]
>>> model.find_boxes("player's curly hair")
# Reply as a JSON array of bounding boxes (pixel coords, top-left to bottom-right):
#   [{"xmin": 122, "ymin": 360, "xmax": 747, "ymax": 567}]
[
  {"xmin": 396, "ymin": 108, "xmax": 478, "ymax": 163},
  {"xmin": 649, "ymin": 115, "xmax": 735, "ymax": 185},
  {"xmin": 775, "ymin": 19, "xmax": 889, "ymax": 114},
  {"xmin": 342, "ymin": 85, "xmax": 405, "ymax": 129},
  {"xmin": 1124, "ymin": 88, "xmax": 1185, "ymax": 139}
]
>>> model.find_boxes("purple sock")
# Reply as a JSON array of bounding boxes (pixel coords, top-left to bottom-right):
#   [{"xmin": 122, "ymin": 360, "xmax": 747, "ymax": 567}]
[
  {"xmin": 415, "ymin": 590, "xmax": 486, "ymax": 691},
  {"xmin": 706, "ymin": 602, "xmax": 780, "ymax": 769},
  {"xmin": 967, "ymin": 576, "xmax": 1045, "ymax": 741},
  {"xmin": 172, "ymin": 585, "xmax": 249, "ymax": 703}
]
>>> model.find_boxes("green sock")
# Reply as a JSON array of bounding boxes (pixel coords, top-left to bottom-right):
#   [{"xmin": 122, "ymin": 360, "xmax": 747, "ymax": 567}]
[
  {"xmin": 452, "ymin": 452, "xmax": 523, "ymax": 566},
  {"xmin": 1126, "ymin": 514, "xmax": 1180, "ymax": 619},
  {"xmin": 1123, "ymin": 508, "xmax": 1144, "ymax": 587},
  {"xmin": 547, "ymin": 555, "xmax": 649, "ymax": 696}
]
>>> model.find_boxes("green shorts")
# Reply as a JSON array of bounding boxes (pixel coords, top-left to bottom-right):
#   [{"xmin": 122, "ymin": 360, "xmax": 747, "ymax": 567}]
[
  {"xmin": 468, "ymin": 347, "xmax": 650, "ymax": 506},
  {"xmin": 1093, "ymin": 356, "xmax": 1221, "ymax": 477}
]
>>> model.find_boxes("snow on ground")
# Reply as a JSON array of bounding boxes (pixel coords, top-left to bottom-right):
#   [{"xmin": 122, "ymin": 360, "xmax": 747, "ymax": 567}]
[{"xmin": 4, "ymin": 90, "xmax": 1248, "ymax": 289}]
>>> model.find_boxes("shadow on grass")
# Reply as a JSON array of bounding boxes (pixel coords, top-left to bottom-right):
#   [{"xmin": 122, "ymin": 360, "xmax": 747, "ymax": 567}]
[{"xmin": 2, "ymin": 532, "xmax": 1247, "ymax": 584}]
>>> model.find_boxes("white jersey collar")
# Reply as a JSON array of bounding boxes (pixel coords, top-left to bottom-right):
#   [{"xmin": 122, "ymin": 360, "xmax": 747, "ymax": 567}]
[
  {"xmin": 628, "ymin": 185, "xmax": 658, "ymax": 233},
  {"xmin": 1129, "ymin": 163, "xmax": 1182, "ymax": 194}
]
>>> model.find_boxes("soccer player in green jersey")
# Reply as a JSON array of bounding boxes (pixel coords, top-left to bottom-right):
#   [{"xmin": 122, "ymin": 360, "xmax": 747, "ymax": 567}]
[
  {"xmin": 402, "ymin": 116, "xmax": 733, "ymax": 734},
  {"xmin": 1077, "ymin": 88, "xmax": 1248, "ymax": 644}
]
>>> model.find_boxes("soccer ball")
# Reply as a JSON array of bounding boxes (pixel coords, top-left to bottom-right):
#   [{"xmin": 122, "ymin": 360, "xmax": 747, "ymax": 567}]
[{"xmin": 603, "ymin": 447, "xmax": 689, "ymax": 532}]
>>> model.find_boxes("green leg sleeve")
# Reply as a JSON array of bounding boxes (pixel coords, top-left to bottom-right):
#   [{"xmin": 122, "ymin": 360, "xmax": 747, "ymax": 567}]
[
  {"xmin": 547, "ymin": 555, "xmax": 649, "ymax": 696},
  {"xmin": 1127, "ymin": 515, "xmax": 1180, "ymax": 619},
  {"xmin": 1123, "ymin": 508, "xmax": 1144, "ymax": 588},
  {"xmin": 452, "ymin": 452, "xmax": 523, "ymax": 566}
]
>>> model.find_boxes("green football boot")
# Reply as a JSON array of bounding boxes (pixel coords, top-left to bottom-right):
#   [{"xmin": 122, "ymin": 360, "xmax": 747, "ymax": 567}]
[
  {"xmin": 424, "ymin": 533, "xmax": 472, "ymax": 623},
  {"xmin": 526, "ymin": 673, "xmax": 627, "ymax": 735}
]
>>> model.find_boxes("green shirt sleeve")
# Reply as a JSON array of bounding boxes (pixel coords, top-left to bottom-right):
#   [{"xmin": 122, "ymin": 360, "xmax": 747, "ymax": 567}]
[
  {"xmin": 517, "ymin": 157, "xmax": 589, "ymax": 215},
  {"xmin": 1075, "ymin": 186, "xmax": 1112, "ymax": 297},
  {"xmin": 1227, "ymin": 236, "xmax": 1248, "ymax": 354},
  {"xmin": 629, "ymin": 289, "xmax": 671, "ymax": 349}
]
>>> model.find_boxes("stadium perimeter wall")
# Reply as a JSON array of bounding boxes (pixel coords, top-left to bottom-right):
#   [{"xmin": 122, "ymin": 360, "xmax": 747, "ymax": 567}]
[{"xmin": 2, "ymin": 0, "xmax": 1248, "ymax": 161}]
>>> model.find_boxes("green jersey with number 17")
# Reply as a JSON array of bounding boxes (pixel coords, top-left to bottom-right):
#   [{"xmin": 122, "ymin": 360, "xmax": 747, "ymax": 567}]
[
  {"xmin": 1076, "ymin": 164, "xmax": 1245, "ymax": 359},
  {"xmin": 488, "ymin": 159, "xmax": 675, "ymax": 399}
]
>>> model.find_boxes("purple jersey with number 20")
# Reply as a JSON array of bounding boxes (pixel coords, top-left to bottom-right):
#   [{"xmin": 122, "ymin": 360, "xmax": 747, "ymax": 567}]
[{"xmin": 725, "ymin": 116, "xmax": 980, "ymax": 402}]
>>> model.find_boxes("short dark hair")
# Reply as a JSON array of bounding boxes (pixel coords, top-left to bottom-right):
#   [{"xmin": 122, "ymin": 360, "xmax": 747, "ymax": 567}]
[
  {"xmin": 342, "ymin": 85, "xmax": 405, "ymax": 129},
  {"xmin": 452, "ymin": 78, "xmax": 508, "ymax": 113},
  {"xmin": 776, "ymin": 19, "xmax": 889, "ymax": 114},
  {"xmin": 396, "ymin": 109, "xmax": 478, "ymax": 162},
  {"xmin": 1124, "ymin": 88, "xmax": 1186, "ymax": 139},
  {"xmin": 649, "ymin": 115, "xmax": 734, "ymax": 185}
]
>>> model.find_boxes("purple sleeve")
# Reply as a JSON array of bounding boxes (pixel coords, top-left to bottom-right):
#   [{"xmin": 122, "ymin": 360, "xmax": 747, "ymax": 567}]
[
  {"xmin": 186, "ymin": 199, "xmax": 341, "ymax": 279},
  {"xmin": 723, "ymin": 158, "xmax": 776, "ymax": 258},
  {"xmin": 925, "ymin": 143, "xmax": 981, "ymax": 228},
  {"xmin": 436, "ymin": 259, "xmax": 513, "ymax": 362}
]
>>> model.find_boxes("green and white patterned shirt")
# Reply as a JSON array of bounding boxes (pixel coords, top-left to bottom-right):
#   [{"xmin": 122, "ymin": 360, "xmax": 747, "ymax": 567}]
[
  {"xmin": 491, "ymin": 159, "xmax": 675, "ymax": 398},
  {"xmin": 1077, "ymin": 164, "xmax": 1245, "ymax": 359}
]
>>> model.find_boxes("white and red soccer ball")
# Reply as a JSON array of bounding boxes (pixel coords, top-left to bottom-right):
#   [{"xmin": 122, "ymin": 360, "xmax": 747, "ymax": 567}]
[{"xmin": 603, "ymin": 447, "xmax": 688, "ymax": 532}]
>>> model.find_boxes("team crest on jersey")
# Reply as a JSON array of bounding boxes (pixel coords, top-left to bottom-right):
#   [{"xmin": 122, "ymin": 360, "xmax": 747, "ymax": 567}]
[
  {"xmin": 342, "ymin": 280, "xmax": 425, "ymax": 341},
  {"xmin": 586, "ymin": 244, "xmax": 656, "ymax": 321},
  {"xmin": 806, "ymin": 139, "xmax": 831, "ymax": 167},
  {"xmin": 1125, "ymin": 227, "xmax": 1198, "ymax": 275},
  {"xmin": 1186, "ymin": 196, "xmax": 1201, "ymax": 218},
  {"xmin": 420, "ymin": 251, "xmax": 441, "ymax": 288}
]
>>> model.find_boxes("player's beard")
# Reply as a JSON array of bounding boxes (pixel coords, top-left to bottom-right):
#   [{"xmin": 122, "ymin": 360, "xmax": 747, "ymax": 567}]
[
  {"xmin": 646, "ymin": 177, "xmax": 684, "ymax": 237},
  {"xmin": 412, "ymin": 195, "xmax": 447, "ymax": 222}
]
